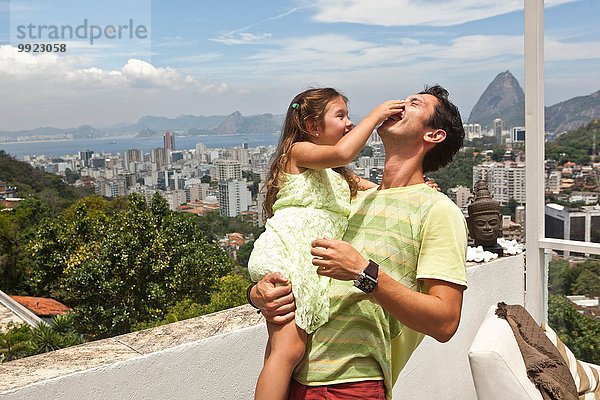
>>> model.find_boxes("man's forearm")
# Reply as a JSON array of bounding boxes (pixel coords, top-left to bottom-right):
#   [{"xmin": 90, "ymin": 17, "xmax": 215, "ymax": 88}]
[{"xmin": 371, "ymin": 272, "xmax": 464, "ymax": 343}]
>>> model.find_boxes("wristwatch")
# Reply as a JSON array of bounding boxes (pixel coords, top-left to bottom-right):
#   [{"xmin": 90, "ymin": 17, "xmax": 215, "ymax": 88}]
[{"xmin": 353, "ymin": 260, "xmax": 379, "ymax": 293}]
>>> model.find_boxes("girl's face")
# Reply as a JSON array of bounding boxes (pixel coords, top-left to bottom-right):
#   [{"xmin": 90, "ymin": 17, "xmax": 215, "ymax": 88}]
[{"xmin": 312, "ymin": 97, "xmax": 353, "ymax": 145}]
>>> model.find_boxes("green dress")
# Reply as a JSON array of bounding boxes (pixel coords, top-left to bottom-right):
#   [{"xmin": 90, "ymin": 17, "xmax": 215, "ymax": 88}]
[{"xmin": 248, "ymin": 168, "xmax": 351, "ymax": 334}]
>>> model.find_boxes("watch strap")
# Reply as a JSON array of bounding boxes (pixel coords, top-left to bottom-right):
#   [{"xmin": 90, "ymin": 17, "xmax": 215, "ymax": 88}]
[
  {"xmin": 353, "ymin": 259, "xmax": 379, "ymax": 293},
  {"xmin": 363, "ymin": 259, "xmax": 379, "ymax": 280}
]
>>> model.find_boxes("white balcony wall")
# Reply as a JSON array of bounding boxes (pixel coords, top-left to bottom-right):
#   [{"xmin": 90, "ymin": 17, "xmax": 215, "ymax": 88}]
[{"xmin": 0, "ymin": 255, "xmax": 528, "ymax": 400}]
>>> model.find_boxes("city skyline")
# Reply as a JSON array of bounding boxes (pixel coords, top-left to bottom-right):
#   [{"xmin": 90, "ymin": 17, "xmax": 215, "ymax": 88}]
[{"xmin": 0, "ymin": 0, "xmax": 599, "ymax": 131}]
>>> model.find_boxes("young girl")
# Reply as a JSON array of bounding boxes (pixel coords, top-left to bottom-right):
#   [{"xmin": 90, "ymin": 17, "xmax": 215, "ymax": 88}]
[{"xmin": 248, "ymin": 88, "xmax": 404, "ymax": 400}]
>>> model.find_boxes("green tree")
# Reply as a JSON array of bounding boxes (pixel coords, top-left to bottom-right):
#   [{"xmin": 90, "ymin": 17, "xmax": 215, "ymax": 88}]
[
  {"xmin": 0, "ymin": 151, "xmax": 92, "ymax": 215},
  {"xmin": 0, "ymin": 213, "xmax": 21, "ymax": 291},
  {"xmin": 236, "ymin": 240, "xmax": 255, "ymax": 269},
  {"xmin": 571, "ymin": 268, "xmax": 600, "ymax": 297},
  {"xmin": 491, "ymin": 148, "xmax": 505, "ymax": 162},
  {"xmin": 133, "ymin": 274, "xmax": 250, "ymax": 331},
  {"xmin": 545, "ymin": 120, "xmax": 600, "ymax": 166},
  {"xmin": 200, "ymin": 274, "xmax": 250, "ymax": 314},
  {"xmin": 0, "ymin": 324, "xmax": 32, "ymax": 362},
  {"xmin": 548, "ymin": 259, "xmax": 573, "ymax": 295},
  {"xmin": 427, "ymin": 149, "xmax": 484, "ymax": 192},
  {"xmin": 0, "ymin": 315, "xmax": 83, "ymax": 362},
  {"xmin": 197, "ymin": 212, "xmax": 260, "ymax": 243},
  {"xmin": 27, "ymin": 193, "xmax": 235, "ymax": 338},
  {"xmin": 548, "ymin": 294, "xmax": 600, "ymax": 364},
  {"xmin": 64, "ymin": 168, "xmax": 80, "ymax": 184}
]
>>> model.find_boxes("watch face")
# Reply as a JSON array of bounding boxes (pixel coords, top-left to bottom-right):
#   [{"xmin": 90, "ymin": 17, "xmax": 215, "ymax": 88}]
[{"xmin": 354, "ymin": 272, "xmax": 377, "ymax": 293}]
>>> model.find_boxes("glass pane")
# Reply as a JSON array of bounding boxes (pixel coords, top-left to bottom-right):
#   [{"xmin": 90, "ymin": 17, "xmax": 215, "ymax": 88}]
[
  {"xmin": 544, "ymin": 0, "xmax": 600, "ymax": 367},
  {"xmin": 546, "ymin": 254, "xmax": 600, "ymax": 365}
]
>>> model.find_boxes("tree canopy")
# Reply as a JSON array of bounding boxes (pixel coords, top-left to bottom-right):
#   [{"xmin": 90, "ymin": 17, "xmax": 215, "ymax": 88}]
[
  {"xmin": 26, "ymin": 193, "xmax": 236, "ymax": 338},
  {"xmin": 427, "ymin": 149, "xmax": 484, "ymax": 192},
  {"xmin": 546, "ymin": 120, "xmax": 600, "ymax": 165}
]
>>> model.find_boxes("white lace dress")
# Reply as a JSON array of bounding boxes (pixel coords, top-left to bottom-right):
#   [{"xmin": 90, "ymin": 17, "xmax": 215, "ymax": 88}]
[{"xmin": 248, "ymin": 168, "xmax": 351, "ymax": 334}]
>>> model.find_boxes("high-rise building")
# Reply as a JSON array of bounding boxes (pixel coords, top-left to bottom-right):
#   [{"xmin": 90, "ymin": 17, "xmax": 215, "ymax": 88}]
[
  {"xmin": 447, "ymin": 186, "xmax": 472, "ymax": 213},
  {"xmin": 152, "ymin": 148, "xmax": 167, "ymax": 170},
  {"xmin": 186, "ymin": 182, "xmax": 210, "ymax": 202},
  {"xmin": 546, "ymin": 203, "xmax": 600, "ymax": 255},
  {"xmin": 473, "ymin": 161, "xmax": 526, "ymax": 205},
  {"xmin": 157, "ymin": 169, "xmax": 186, "ymax": 191},
  {"xmin": 164, "ymin": 131, "xmax": 175, "ymax": 152},
  {"xmin": 79, "ymin": 150, "xmax": 93, "ymax": 167},
  {"xmin": 218, "ymin": 179, "xmax": 251, "ymax": 217},
  {"xmin": 215, "ymin": 159, "xmax": 242, "ymax": 182},
  {"xmin": 170, "ymin": 152, "xmax": 184, "ymax": 163},
  {"xmin": 371, "ymin": 142, "xmax": 386, "ymax": 168},
  {"xmin": 233, "ymin": 148, "xmax": 250, "ymax": 166},
  {"xmin": 124, "ymin": 149, "xmax": 142, "ymax": 171},
  {"xmin": 511, "ymin": 127, "xmax": 525, "ymax": 143},
  {"xmin": 463, "ymin": 124, "xmax": 482, "ymax": 141},
  {"xmin": 256, "ymin": 186, "xmax": 267, "ymax": 227},
  {"xmin": 164, "ymin": 190, "xmax": 187, "ymax": 211},
  {"xmin": 196, "ymin": 143, "xmax": 207, "ymax": 163},
  {"xmin": 494, "ymin": 118, "xmax": 503, "ymax": 145},
  {"xmin": 546, "ymin": 171, "xmax": 561, "ymax": 195}
]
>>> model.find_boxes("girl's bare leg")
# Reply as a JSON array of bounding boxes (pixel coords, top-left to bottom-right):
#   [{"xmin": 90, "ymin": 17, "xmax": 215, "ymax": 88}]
[{"xmin": 254, "ymin": 320, "xmax": 307, "ymax": 400}]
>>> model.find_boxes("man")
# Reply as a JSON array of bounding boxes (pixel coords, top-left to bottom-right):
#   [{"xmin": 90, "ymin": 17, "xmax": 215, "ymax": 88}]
[{"xmin": 249, "ymin": 85, "xmax": 467, "ymax": 399}]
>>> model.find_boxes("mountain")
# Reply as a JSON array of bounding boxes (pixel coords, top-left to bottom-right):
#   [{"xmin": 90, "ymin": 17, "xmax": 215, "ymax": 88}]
[
  {"xmin": 545, "ymin": 91, "xmax": 600, "ymax": 135},
  {"xmin": 0, "ymin": 112, "xmax": 284, "ymax": 140},
  {"xmin": 136, "ymin": 114, "xmax": 227, "ymax": 131},
  {"xmin": 0, "ymin": 125, "xmax": 102, "ymax": 139},
  {"xmin": 210, "ymin": 112, "xmax": 282, "ymax": 135},
  {"xmin": 467, "ymin": 71, "xmax": 525, "ymax": 129},
  {"xmin": 0, "ymin": 150, "xmax": 92, "ymax": 212},
  {"xmin": 468, "ymin": 71, "xmax": 600, "ymax": 135}
]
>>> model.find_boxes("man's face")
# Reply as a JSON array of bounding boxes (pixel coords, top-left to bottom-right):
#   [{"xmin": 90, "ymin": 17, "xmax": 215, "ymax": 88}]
[{"xmin": 377, "ymin": 93, "xmax": 438, "ymax": 140}]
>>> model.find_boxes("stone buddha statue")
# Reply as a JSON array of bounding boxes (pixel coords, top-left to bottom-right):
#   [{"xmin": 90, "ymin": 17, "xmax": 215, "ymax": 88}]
[{"xmin": 467, "ymin": 180, "xmax": 504, "ymax": 256}]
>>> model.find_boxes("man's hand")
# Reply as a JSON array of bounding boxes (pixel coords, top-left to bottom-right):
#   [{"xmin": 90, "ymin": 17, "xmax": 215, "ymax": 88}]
[
  {"xmin": 311, "ymin": 238, "xmax": 369, "ymax": 281},
  {"xmin": 424, "ymin": 176, "xmax": 440, "ymax": 192},
  {"xmin": 250, "ymin": 272, "xmax": 296, "ymax": 324}
]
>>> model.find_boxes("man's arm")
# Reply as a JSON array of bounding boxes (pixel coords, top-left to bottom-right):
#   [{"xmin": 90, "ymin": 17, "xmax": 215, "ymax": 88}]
[
  {"xmin": 249, "ymin": 272, "xmax": 296, "ymax": 324},
  {"xmin": 311, "ymin": 239, "xmax": 465, "ymax": 342},
  {"xmin": 375, "ymin": 273, "xmax": 464, "ymax": 342}
]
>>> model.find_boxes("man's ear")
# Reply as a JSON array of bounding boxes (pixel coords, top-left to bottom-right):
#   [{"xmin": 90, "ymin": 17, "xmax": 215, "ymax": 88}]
[{"xmin": 424, "ymin": 129, "xmax": 446, "ymax": 144}]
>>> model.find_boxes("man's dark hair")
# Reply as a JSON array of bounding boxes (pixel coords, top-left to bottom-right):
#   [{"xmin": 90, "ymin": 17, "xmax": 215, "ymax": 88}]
[{"xmin": 419, "ymin": 85, "xmax": 465, "ymax": 173}]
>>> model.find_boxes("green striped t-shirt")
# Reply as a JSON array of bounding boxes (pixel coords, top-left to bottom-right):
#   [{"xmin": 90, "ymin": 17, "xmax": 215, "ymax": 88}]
[{"xmin": 293, "ymin": 183, "xmax": 468, "ymax": 399}]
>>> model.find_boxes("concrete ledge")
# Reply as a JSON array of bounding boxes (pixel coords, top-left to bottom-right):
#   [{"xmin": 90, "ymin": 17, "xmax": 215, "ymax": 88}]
[
  {"xmin": 0, "ymin": 255, "xmax": 528, "ymax": 400},
  {"xmin": 0, "ymin": 304, "xmax": 263, "ymax": 393}
]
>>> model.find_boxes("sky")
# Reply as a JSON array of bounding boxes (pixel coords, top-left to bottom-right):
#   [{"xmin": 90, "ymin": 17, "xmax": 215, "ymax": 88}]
[{"xmin": 0, "ymin": 0, "xmax": 599, "ymax": 131}]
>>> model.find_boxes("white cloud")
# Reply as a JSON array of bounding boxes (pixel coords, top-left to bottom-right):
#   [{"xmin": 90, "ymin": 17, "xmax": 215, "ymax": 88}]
[
  {"xmin": 438, "ymin": 35, "xmax": 523, "ymax": 60},
  {"xmin": 311, "ymin": 0, "xmax": 581, "ymax": 27},
  {"xmin": 0, "ymin": 44, "xmax": 65, "ymax": 74},
  {"xmin": 243, "ymin": 31, "xmax": 600, "ymax": 78},
  {"xmin": 209, "ymin": 7, "xmax": 299, "ymax": 46},
  {"xmin": 210, "ymin": 32, "xmax": 272, "ymax": 45},
  {"xmin": 120, "ymin": 59, "xmax": 185, "ymax": 88},
  {"xmin": 0, "ymin": 45, "xmax": 227, "ymax": 91},
  {"xmin": 545, "ymin": 37, "xmax": 600, "ymax": 61}
]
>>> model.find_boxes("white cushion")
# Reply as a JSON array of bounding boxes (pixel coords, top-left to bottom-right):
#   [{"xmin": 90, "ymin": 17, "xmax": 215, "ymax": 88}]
[{"xmin": 468, "ymin": 305, "xmax": 543, "ymax": 400}]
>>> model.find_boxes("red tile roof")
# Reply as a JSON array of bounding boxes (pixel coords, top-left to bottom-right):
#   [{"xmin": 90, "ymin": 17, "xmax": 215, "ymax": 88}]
[{"xmin": 10, "ymin": 296, "xmax": 71, "ymax": 317}]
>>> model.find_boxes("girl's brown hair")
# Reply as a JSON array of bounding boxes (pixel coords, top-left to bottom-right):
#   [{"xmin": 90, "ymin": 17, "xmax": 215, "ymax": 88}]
[{"xmin": 262, "ymin": 88, "xmax": 359, "ymax": 218}]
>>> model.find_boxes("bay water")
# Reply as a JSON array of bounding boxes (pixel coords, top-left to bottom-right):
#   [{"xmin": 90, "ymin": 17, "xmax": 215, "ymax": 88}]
[{"xmin": 0, "ymin": 134, "xmax": 280, "ymax": 158}]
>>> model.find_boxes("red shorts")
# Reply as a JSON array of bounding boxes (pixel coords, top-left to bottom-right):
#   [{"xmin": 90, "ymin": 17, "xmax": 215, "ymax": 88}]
[{"xmin": 288, "ymin": 379, "xmax": 386, "ymax": 400}]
